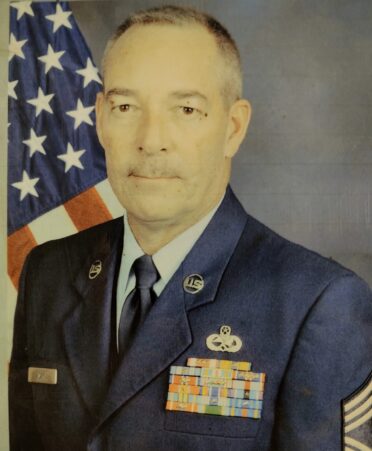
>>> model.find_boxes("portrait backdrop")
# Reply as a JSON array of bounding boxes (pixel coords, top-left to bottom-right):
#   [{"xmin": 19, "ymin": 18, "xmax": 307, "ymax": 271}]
[
  {"xmin": 3, "ymin": 1, "xmax": 372, "ymax": 450},
  {"xmin": 71, "ymin": 0, "xmax": 372, "ymax": 285}
]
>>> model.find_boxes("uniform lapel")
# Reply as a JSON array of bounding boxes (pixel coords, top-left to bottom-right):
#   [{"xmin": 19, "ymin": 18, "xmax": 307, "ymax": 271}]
[
  {"xmin": 63, "ymin": 219, "xmax": 123, "ymax": 417},
  {"xmin": 95, "ymin": 187, "xmax": 248, "ymax": 429},
  {"xmin": 182, "ymin": 187, "xmax": 248, "ymax": 312},
  {"xmin": 96, "ymin": 265, "xmax": 192, "ymax": 427}
]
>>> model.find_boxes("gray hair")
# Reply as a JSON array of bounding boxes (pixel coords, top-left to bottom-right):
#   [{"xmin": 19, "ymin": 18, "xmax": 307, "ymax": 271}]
[{"xmin": 102, "ymin": 5, "xmax": 243, "ymax": 108}]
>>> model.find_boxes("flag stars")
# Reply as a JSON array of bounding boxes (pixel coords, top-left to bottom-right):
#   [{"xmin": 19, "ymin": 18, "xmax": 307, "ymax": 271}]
[
  {"xmin": 9, "ymin": 33, "xmax": 27, "ymax": 61},
  {"xmin": 23, "ymin": 129, "xmax": 47, "ymax": 157},
  {"xmin": 57, "ymin": 143, "xmax": 86, "ymax": 173},
  {"xmin": 10, "ymin": 2, "xmax": 34, "ymax": 20},
  {"xmin": 8, "ymin": 80, "xmax": 18, "ymax": 100},
  {"xmin": 66, "ymin": 99, "xmax": 95, "ymax": 129},
  {"xmin": 38, "ymin": 44, "xmax": 65, "ymax": 74},
  {"xmin": 76, "ymin": 58, "xmax": 102, "ymax": 88},
  {"xmin": 27, "ymin": 88, "xmax": 54, "ymax": 117},
  {"xmin": 12, "ymin": 170, "xmax": 40, "ymax": 201},
  {"xmin": 45, "ymin": 4, "xmax": 72, "ymax": 33}
]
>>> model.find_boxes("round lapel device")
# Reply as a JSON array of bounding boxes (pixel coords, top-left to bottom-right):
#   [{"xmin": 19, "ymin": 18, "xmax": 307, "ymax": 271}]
[
  {"xmin": 183, "ymin": 274, "xmax": 204, "ymax": 294},
  {"xmin": 89, "ymin": 260, "xmax": 102, "ymax": 279}
]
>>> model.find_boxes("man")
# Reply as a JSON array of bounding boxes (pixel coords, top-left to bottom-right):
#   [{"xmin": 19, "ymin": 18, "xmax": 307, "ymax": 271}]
[{"xmin": 9, "ymin": 5, "xmax": 372, "ymax": 451}]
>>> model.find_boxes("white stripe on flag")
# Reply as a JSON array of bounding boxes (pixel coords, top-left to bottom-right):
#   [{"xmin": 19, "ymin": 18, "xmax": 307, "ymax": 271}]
[
  {"xmin": 95, "ymin": 179, "xmax": 123, "ymax": 218},
  {"xmin": 28, "ymin": 205, "xmax": 78, "ymax": 244}
]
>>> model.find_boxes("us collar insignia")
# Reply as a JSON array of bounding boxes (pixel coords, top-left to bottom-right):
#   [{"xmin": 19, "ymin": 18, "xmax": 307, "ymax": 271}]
[
  {"xmin": 89, "ymin": 260, "xmax": 102, "ymax": 279},
  {"xmin": 183, "ymin": 274, "xmax": 204, "ymax": 294}
]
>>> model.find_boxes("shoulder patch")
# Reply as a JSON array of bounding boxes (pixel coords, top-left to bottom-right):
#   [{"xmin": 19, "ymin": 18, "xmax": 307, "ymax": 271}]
[{"xmin": 343, "ymin": 371, "xmax": 372, "ymax": 450}]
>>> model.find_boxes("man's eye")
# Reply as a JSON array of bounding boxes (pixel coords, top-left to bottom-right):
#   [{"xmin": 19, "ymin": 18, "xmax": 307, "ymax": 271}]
[
  {"xmin": 182, "ymin": 106, "xmax": 195, "ymax": 115},
  {"xmin": 118, "ymin": 104, "xmax": 131, "ymax": 112}
]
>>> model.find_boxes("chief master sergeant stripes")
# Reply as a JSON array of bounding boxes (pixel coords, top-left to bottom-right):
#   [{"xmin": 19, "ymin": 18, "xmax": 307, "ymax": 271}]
[{"xmin": 9, "ymin": 4, "xmax": 372, "ymax": 451}]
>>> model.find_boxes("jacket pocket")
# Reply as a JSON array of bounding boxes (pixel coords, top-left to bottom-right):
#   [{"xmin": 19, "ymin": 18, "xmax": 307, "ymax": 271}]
[{"xmin": 164, "ymin": 410, "xmax": 260, "ymax": 438}]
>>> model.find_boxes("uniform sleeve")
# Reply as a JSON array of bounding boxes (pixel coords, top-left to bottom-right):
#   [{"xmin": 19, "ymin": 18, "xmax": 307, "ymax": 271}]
[
  {"xmin": 9, "ymin": 250, "xmax": 45, "ymax": 451},
  {"xmin": 271, "ymin": 274, "xmax": 372, "ymax": 450}
]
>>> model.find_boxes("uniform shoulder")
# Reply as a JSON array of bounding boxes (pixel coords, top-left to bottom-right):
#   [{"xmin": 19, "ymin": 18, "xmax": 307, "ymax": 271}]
[
  {"xmin": 275, "ymin": 230, "xmax": 350, "ymax": 277},
  {"xmin": 28, "ymin": 217, "xmax": 123, "ymax": 262},
  {"xmin": 237, "ymin": 214, "xmax": 372, "ymax": 324},
  {"xmin": 242, "ymin": 213, "xmax": 360, "ymax": 286}
]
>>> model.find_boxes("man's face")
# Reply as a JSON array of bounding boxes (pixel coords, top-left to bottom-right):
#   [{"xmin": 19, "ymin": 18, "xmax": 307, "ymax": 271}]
[{"xmin": 96, "ymin": 24, "xmax": 249, "ymax": 227}]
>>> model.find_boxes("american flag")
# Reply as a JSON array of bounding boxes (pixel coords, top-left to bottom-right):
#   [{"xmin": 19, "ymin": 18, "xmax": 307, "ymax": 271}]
[{"xmin": 8, "ymin": 1, "xmax": 123, "ymax": 290}]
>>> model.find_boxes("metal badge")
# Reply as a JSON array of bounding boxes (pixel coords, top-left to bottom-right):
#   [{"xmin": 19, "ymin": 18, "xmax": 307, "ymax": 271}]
[
  {"xmin": 89, "ymin": 260, "xmax": 102, "ymax": 279},
  {"xmin": 28, "ymin": 367, "xmax": 58, "ymax": 385},
  {"xmin": 183, "ymin": 274, "xmax": 204, "ymax": 294},
  {"xmin": 206, "ymin": 325, "xmax": 242, "ymax": 353}
]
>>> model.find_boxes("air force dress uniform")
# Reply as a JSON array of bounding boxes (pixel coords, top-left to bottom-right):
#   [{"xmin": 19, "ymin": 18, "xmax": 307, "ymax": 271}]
[{"xmin": 9, "ymin": 187, "xmax": 372, "ymax": 450}]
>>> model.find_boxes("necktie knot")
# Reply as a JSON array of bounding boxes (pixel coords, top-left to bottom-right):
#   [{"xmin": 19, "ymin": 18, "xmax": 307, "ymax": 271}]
[{"xmin": 133, "ymin": 254, "xmax": 159, "ymax": 289}]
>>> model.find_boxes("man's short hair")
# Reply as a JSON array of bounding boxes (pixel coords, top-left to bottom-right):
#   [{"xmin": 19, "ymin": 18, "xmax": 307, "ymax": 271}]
[{"xmin": 102, "ymin": 5, "xmax": 243, "ymax": 108}]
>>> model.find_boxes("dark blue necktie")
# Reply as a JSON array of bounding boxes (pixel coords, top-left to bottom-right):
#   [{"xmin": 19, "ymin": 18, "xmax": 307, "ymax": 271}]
[{"xmin": 118, "ymin": 255, "xmax": 159, "ymax": 357}]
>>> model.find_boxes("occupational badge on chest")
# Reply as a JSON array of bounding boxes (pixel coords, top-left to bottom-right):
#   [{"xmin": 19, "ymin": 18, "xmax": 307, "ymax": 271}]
[
  {"xmin": 206, "ymin": 325, "xmax": 242, "ymax": 352},
  {"xmin": 165, "ymin": 357, "xmax": 266, "ymax": 419}
]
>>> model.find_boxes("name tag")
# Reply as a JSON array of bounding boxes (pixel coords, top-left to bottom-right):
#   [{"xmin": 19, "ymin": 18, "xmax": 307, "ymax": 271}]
[{"xmin": 28, "ymin": 367, "xmax": 58, "ymax": 385}]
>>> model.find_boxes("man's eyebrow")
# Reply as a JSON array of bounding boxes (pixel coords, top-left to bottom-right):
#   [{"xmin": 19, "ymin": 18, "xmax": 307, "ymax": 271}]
[
  {"xmin": 104, "ymin": 88, "xmax": 209, "ymax": 102},
  {"xmin": 105, "ymin": 88, "xmax": 138, "ymax": 99},
  {"xmin": 169, "ymin": 90, "xmax": 208, "ymax": 102}
]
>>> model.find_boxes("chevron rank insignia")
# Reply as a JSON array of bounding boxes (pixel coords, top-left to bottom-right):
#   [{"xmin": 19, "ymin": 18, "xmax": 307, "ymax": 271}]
[
  {"xmin": 166, "ymin": 358, "xmax": 266, "ymax": 419},
  {"xmin": 342, "ymin": 372, "xmax": 372, "ymax": 451}
]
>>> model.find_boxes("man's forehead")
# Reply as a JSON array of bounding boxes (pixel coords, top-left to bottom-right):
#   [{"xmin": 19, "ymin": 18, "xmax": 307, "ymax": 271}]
[
  {"xmin": 106, "ymin": 22, "xmax": 218, "ymax": 60},
  {"xmin": 102, "ymin": 22, "xmax": 226, "ymax": 104}
]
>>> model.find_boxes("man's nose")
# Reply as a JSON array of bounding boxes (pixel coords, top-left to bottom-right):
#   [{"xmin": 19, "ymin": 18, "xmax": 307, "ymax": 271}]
[{"xmin": 136, "ymin": 109, "xmax": 168, "ymax": 154}]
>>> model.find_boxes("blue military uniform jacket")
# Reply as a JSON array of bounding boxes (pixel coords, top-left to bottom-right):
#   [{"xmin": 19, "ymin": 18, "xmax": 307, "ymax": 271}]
[{"xmin": 9, "ymin": 187, "xmax": 372, "ymax": 450}]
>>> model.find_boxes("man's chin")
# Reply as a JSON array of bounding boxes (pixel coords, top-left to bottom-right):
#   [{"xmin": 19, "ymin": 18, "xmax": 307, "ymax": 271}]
[{"xmin": 124, "ymin": 193, "xmax": 186, "ymax": 224}]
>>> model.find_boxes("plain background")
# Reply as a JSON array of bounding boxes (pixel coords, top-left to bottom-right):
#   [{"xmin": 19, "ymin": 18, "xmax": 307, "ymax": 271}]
[
  {"xmin": 70, "ymin": 0, "xmax": 372, "ymax": 285},
  {"xmin": 2, "ymin": 1, "xmax": 372, "ymax": 450}
]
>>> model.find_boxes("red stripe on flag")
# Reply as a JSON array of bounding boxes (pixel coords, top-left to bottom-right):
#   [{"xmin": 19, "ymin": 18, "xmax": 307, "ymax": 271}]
[
  {"xmin": 8, "ymin": 226, "xmax": 37, "ymax": 289},
  {"xmin": 64, "ymin": 187, "xmax": 113, "ymax": 231}
]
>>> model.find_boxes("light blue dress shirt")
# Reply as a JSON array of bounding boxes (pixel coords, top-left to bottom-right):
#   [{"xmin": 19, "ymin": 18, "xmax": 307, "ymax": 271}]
[{"xmin": 116, "ymin": 197, "xmax": 223, "ymax": 343}]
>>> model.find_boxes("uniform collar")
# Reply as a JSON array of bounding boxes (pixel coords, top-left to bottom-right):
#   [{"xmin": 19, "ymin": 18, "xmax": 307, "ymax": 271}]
[{"xmin": 121, "ymin": 194, "xmax": 224, "ymax": 295}]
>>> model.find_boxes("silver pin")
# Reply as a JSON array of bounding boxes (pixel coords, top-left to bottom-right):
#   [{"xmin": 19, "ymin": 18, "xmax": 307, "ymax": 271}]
[
  {"xmin": 89, "ymin": 260, "xmax": 102, "ymax": 279},
  {"xmin": 183, "ymin": 274, "xmax": 204, "ymax": 294},
  {"xmin": 206, "ymin": 325, "xmax": 242, "ymax": 353}
]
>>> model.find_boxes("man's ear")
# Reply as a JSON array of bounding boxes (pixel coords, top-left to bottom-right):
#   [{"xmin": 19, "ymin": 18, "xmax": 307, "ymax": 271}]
[
  {"xmin": 95, "ymin": 91, "xmax": 105, "ymax": 147},
  {"xmin": 224, "ymin": 99, "xmax": 252, "ymax": 158}
]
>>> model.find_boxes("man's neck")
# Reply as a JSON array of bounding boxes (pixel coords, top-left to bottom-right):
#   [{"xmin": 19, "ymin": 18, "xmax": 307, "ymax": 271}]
[{"xmin": 127, "ymin": 195, "xmax": 224, "ymax": 255}]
